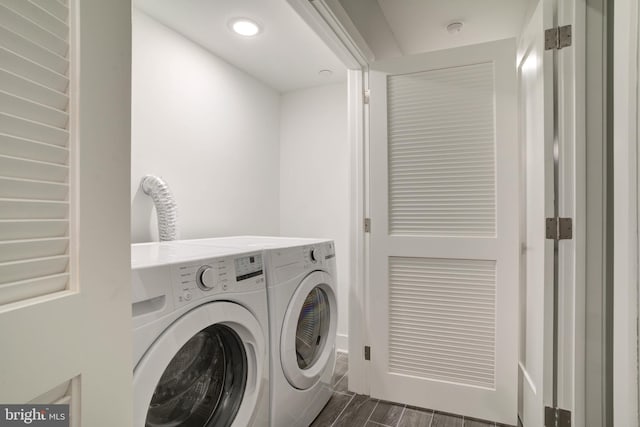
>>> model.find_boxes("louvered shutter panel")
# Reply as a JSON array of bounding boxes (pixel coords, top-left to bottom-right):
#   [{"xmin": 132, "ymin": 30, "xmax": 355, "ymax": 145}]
[
  {"xmin": 387, "ymin": 63, "xmax": 496, "ymax": 237},
  {"xmin": 388, "ymin": 257, "xmax": 496, "ymax": 388},
  {"xmin": 0, "ymin": 0, "xmax": 70, "ymax": 305}
]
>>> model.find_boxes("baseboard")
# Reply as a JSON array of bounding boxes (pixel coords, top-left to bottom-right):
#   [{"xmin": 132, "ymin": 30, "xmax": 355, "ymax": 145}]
[{"xmin": 336, "ymin": 333, "xmax": 348, "ymax": 353}]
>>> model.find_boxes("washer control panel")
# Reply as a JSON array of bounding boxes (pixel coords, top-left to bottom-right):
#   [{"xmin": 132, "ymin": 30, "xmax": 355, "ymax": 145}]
[
  {"xmin": 235, "ymin": 254, "xmax": 264, "ymax": 281},
  {"xmin": 171, "ymin": 253, "xmax": 264, "ymax": 307}
]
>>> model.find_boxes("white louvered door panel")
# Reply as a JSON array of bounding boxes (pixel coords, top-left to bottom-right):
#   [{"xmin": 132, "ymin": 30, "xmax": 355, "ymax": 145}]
[
  {"xmin": 389, "ymin": 257, "xmax": 497, "ymax": 389},
  {"xmin": 0, "ymin": 0, "xmax": 70, "ymax": 305},
  {"xmin": 388, "ymin": 63, "xmax": 496, "ymax": 237},
  {"xmin": 0, "ymin": 0, "xmax": 132, "ymax": 425},
  {"xmin": 369, "ymin": 39, "xmax": 519, "ymax": 425}
]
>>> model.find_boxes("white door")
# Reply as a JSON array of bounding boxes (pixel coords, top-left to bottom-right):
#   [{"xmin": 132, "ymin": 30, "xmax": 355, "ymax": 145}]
[
  {"xmin": 368, "ymin": 39, "xmax": 519, "ymax": 425},
  {"xmin": 517, "ymin": 1, "xmax": 556, "ymax": 426},
  {"xmin": 0, "ymin": 0, "xmax": 132, "ymax": 425}
]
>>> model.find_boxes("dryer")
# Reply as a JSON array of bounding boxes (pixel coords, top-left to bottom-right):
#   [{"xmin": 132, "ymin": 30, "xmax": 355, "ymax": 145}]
[
  {"xmin": 180, "ymin": 236, "xmax": 339, "ymax": 427},
  {"xmin": 132, "ymin": 242, "xmax": 269, "ymax": 427}
]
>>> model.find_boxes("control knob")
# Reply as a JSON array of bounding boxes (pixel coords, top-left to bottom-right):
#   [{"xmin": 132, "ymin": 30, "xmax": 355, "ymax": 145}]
[
  {"xmin": 310, "ymin": 249, "xmax": 318, "ymax": 262},
  {"xmin": 196, "ymin": 265, "xmax": 216, "ymax": 291}
]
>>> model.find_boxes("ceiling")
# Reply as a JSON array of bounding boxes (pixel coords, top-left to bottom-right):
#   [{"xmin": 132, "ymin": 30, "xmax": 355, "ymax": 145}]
[
  {"xmin": 133, "ymin": 0, "xmax": 348, "ymax": 92},
  {"xmin": 133, "ymin": 0, "xmax": 537, "ymax": 91},
  {"xmin": 339, "ymin": 0, "xmax": 537, "ymax": 60}
]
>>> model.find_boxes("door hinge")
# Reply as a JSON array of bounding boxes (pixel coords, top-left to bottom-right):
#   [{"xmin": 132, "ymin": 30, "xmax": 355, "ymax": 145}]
[
  {"xmin": 364, "ymin": 346, "xmax": 371, "ymax": 361},
  {"xmin": 364, "ymin": 218, "xmax": 371, "ymax": 233},
  {"xmin": 545, "ymin": 217, "xmax": 573, "ymax": 240},
  {"xmin": 545, "ymin": 25, "xmax": 572, "ymax": 50},
  {"xmin": 364, "ymin": 89, "xmax": 370, "ymax": 105},
  {"xmin": 545, "ymin": 406, "xmax": 571, "ymax": 427}
]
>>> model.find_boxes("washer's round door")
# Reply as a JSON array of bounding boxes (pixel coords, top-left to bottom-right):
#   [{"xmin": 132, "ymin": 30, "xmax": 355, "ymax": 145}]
[
  {"xmin": 133, "ymin": 302, "xmax": 265, "ymax": 427},
  {"xmin": 280, "ymin": 270, "xmax": 337, "ymax": 390}
]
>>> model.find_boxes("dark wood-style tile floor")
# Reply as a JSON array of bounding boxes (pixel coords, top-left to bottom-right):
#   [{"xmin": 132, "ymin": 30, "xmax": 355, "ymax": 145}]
[{"xmin": 310, "ymin": 352, "xmax": 516, "ymax": 427}]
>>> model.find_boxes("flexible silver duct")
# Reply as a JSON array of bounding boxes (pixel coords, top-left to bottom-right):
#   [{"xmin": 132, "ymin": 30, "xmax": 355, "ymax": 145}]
[{"xmin": 141, "ymin": 175, "xmax": 177, "ymax": 241}]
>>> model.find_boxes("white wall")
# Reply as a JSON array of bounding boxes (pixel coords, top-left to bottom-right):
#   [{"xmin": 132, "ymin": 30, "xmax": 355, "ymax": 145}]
[
  {"xmin": 280, "ymin": 83, "xmax": 350, "ymax": 350},
  {"xmin": 132, "ymin": 10, "xmax": 350, "ymax": 348},
  {"xmin": 131, "ymin": 9, "xmax": 281, "ymax": 242}
]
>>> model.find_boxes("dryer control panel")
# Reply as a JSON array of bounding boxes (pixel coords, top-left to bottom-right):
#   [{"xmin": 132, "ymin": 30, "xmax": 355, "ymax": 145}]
[
  {"xmin": 269, "ymin": 240, "xmax": 336, "ymax": 285},
  {"xmin": 171, "ymin": 253, "xmax": 265, "ymax": 308},
  {"xmin": 302, "ymin": 241, "xmax": 336, "ymax": 268}
]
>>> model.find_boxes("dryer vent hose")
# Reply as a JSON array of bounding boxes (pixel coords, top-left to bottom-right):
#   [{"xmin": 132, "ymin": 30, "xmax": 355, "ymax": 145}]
[{"xmin": 141, "ymin": 175, "xmax": 177, "ymax": 241}]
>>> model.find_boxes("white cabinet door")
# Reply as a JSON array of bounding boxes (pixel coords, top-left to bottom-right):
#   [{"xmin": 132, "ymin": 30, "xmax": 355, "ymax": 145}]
[
  {"xmin": 0, "ymin": 0, "xmax": 132, "ymax": 425},
  {"xmin": 368, "ymin": 39, "xmax": 519, "ymax": 425}
]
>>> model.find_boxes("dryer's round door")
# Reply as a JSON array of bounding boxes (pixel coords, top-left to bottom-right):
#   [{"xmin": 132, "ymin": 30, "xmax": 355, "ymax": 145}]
[
  {"xmin": 133, "ymin": 302, "xmax": 266, "ymax": 427},
  {"xmin": 280, "ymin": 270, "xmax": 337, "ymax": 390}
]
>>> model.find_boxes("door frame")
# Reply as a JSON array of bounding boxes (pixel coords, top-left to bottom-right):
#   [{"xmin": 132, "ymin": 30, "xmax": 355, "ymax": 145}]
[
  {"xmin": 287, "ymin": 0, "xmax": 589, "ymax": 417},
  {"xmin": 583, "ymin": 0, "xmax": 614, "ymax": 425},
  {"xmin": 613, "ymin": 0, "xmax": 640, "ymax": 425},
  {"xmin": 286, "ymin": 0, "xmax": 371, "ymax": 395}
]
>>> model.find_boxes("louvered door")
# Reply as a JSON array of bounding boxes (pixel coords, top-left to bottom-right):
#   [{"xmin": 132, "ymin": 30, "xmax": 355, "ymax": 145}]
[
  {"xmin": 369, "ymin": 39, "xmax": 519, "ymax": 425},
  {"xmin": 0, "ymin": 0, "xmax": 71, "ymax": 304},
  {"xmin": 0, "ymin": 0, "xmax": 132, "ymax": 424}
]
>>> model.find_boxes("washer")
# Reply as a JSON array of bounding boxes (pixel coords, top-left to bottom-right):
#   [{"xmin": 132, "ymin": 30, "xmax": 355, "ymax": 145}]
[
  {"xmin": 132, "ymin": 241, "xmax": 270, "ymax": 427},
  {"xmin": 180, "ymin": 236, "xmax": 339, "ymax": 427}
]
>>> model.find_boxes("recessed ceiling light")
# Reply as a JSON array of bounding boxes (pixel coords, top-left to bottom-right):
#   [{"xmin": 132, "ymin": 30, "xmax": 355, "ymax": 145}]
[
  {"xmin": 446, "ymin": 22, "xmax": 464, "ymax": 35},
  {"xmin": 319, "ymin": 69, "xmax": 333, "ymax": 78},
  {"xmin": 230, "ymin": 18, "xmax": 261, "ymax": 37}
]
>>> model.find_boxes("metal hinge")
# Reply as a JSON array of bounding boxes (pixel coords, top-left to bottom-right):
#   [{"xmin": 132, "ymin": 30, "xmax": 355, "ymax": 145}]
[
  {"xmin": 545, "ymin": 25, "xmax": 572, "ymax": 50},
  {"xmin": 546, "ymin": 217, "xmax": 573, "ymax": 240},
  {"xmin": 364, "ymin": 89, "xmax": 370, "ymax": 105},
  {"xmin": 364, "ymin": 346, "xmax": 371, "ymax": 361},
  {"xmin": 364, "ymin": 218, "xmax": 371, "ymax": 233},
  {"xmin": 545, "ymin": 406, "xmax": 571, "ymax": 427}
]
